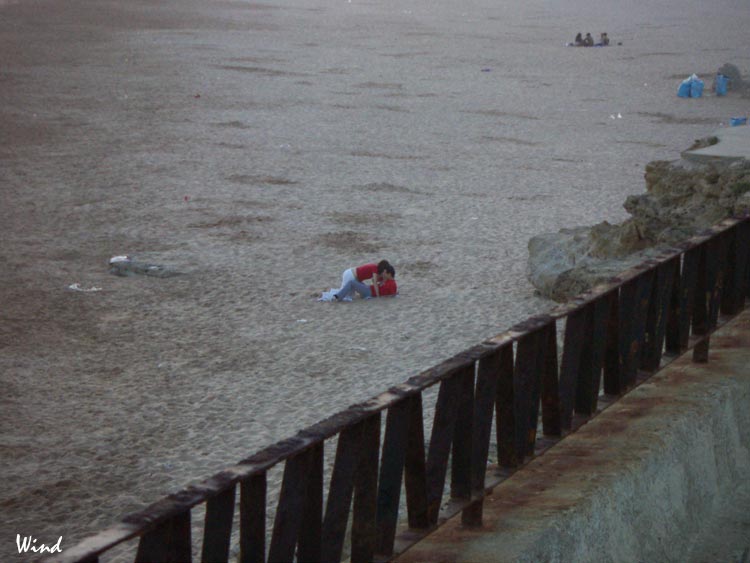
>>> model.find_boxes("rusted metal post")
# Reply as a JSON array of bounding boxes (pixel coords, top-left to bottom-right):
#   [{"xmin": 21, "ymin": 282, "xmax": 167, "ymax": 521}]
[
  {"xmin": 641, "ymin": 259, "xmax": 676, "ymax": 371},
  {"xmin": 495, "ymin": 344, "xmax": 517, "ymax": 467},
  {"xmin": 617, "ymin": 279, "xmax": 638, "ymax": 388},
  {"xmin": 526, "ymin": 328, "xmax": 545, "ymax": 456},
  {"xmin": 540, "ymin": 321, "xmax": 561, "ymax": 436},
  {"xmin": 513, "ymin": 329, "xmax": 543, "ymax": 458},
  {"xmin": 708, "ymin": 234, "xmax": 727, "ymax": 326},
  {"xmin": 587, "ymin": 293, "xmax": 612, "ymax": 413},
  {"xmin": 630, "ymin": 271, "xmax": 655, "ymax": 384},
  {"xmin": 575, "ymin": 298, "xmax": 611, "ymax": 416},
  {"xmin": 451, "ymin": 364, "xmax": 476, "ymax": 501},
  {"xmin": 692, "ymin": 244, "xmax": 709, "ymax": 362},
  {"xmin": 425, "ymin": 374, "xmax": 463, "ymax": 524},
  {"xmin": 268, "ymin": 451, "xmax": 313, "ymax": 563},
  {"xmin": 573, "ymin": 306, "xmax": 594, "ymax": 418},
  {"xmin": 603, "ymin": 288, "xmax": 622, "ymax": 394},
  {"xmin": 376, "ymin": 400, "xmax": 412, "ymax": 555},
  {"xmin": 614, "ymin": 272, "xmax": 654, "ymax": 388},
  {"xmin": 680, "ymin": 246, "xmax": 701, "ymax": 351},
  {"xmin": 694, "ymin": 234, "xmax": 727, "ymax": 362},
  {"xmin": 351, "ymin": 414, "xmax": 381, "ymax": 563},
  {"xmin": 322, "ymin": 423, "xmax": 362, "ymax": 563},
  {"xmin": 135, "ymin": 510, "xmax": 192, "ymax": 563},
  {"xmin": 404, "ymin": 394, "xmax": 429, "ymax": 529},
  {"xmin": 240, "ymin": 473, "xmax": 266, "ymax": 563},
  {"xmin": 721, "ymin": 221, "xmax": 750, "ymax": 314},
  {"xmin": 721, "ymin": 225, "xmax": 738, "ymax": 315},
  {"xmin": 560, "ymin": 308, "xmax": 587, "ymax": 429},
  {"xmin": 463, "ymin": 349, "xmax": 502, "ymax": 527},
  {"xmin": 298, "ymin": 443, "xmax": 323, "ymax": 563},
  {"xmin": 202, "ymin": 485, "xmax": 236, "ymax": 563},
  {"xmin": 665, "ymin": 256, "xmax": 684, "ymax": 354}
]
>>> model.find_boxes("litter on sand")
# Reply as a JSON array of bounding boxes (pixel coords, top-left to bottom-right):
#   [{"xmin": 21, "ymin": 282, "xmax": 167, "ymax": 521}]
[
  {"xmin": 677, "ymin": 74, "xmax": 704, "ymax": 98},
  {"xmin": 68, "ymin": 283, "xmax": 103, "ymax": 292},
  {"xmin": 108, "ymin": 255, "xmax": 181, "ymax": 278}
]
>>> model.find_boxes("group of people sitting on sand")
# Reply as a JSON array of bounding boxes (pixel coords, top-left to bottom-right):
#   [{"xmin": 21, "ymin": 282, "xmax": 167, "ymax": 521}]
[{"xmin": 570, "ymin": 32, "xmax": 609, "ymax": 47}]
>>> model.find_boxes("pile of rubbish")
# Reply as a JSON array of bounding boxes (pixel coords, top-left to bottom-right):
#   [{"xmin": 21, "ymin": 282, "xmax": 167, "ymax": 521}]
[
  {"xmin": 678, "ymin": 64, "xmax": 750, "ymax": 99},
  {"xmin": 677, "ymin": 74, "xmax": 705, "ymax": 98}
]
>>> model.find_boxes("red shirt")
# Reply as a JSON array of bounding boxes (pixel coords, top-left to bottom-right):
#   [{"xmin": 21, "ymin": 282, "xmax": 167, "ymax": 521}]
[
  {"xmin": 355, "ymin": 263, "xmax": 378, "ymax": 281},
  {"xmin": 370, "ymin": 279, "xmax": 398, "ymax": 297}
]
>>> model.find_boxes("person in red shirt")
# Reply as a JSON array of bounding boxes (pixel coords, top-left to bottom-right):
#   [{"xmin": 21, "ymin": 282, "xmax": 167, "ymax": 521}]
[
  {"xmin": 318, "ymin": 260, "xmax": 397, "ymax": 301},
  {"xmin": 334, "ymin": 263, "xmax": 397, "ymax": 301}
]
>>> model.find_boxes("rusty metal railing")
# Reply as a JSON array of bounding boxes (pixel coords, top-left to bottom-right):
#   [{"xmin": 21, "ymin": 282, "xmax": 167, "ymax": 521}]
[{"xmin": 48, "ymin": 216, "xmax": 750, "ymax": 563}]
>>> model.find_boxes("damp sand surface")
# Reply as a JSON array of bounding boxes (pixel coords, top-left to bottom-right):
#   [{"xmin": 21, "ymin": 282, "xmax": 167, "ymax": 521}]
[{"xmin": 1, "ymin": 0, "xmax": 750, "ymax": 559}]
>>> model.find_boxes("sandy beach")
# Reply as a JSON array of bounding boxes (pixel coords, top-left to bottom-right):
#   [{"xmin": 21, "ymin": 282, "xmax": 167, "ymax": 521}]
[{"xmin": 1, "ymin": 0, "xmax": 749, "ymax": 559}]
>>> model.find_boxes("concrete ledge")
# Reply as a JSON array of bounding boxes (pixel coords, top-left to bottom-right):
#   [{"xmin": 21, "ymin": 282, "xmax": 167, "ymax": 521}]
[
  {"xmin": 396, "ymin": 311, "xmax": 750, "ymax": 562},
  {"xmin": 683, "ymin": 125, "xmax": 750, "ymax": 162}
]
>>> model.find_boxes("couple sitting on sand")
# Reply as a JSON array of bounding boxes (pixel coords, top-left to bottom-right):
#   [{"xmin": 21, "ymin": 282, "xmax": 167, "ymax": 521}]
[{"xmin": 318, "ymin": 260, "xmax": 397, "ymax": 302}]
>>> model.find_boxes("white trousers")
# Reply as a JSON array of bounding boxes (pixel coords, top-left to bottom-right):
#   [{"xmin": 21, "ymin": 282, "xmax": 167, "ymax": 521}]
[
  {"xmin": 319, "ymin": 268, "xmax": 356, "ymax": 302},
  {"xmin": 335, "ymin": 268, "xmax": 356, "ymax": 294}
]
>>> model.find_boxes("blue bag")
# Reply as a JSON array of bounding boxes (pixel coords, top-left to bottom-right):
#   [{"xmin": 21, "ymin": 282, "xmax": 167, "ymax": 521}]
[
  {"xmin": 716, "ymin": 74, "xmax": 728, "ymax": 96},
  {"xmin": 677, "ymin": 74, "xmax": 704, "ymax": 98},
  {"xmin": 690, "ymin": 76, "xmax": 704, "ymax": 98},
  {"xmin": 677, "ymin": 78, "xmax": 691, "ymax": 98},
  {"xmin": 730, "ymin": 117, "xmax": 747, "ymax": 127}
]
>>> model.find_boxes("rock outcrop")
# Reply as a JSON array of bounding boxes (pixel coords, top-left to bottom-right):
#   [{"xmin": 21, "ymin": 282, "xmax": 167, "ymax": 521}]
[
  {"xmin": 716, "ymin": 63, "xmax": 750, "ymax": 97},
  {"xmin": 528, "ymin": 135, "xmax": 750, "ymax": 302}
]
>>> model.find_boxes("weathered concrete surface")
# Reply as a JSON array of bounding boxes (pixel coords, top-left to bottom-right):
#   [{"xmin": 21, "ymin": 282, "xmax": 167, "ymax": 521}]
[
  {"xmin": 397, "ymin": 311, "xmax": 750, "ymax": 563},
  {"xmin": 684, "ymin": 124, "xmax": 750, "ymax": 163}
]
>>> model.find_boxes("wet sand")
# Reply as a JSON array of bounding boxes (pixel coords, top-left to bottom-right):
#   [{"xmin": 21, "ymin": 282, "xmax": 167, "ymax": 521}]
[{"xmin": 1, "ymin": 0, "xmax": 749, "ymax": 559}]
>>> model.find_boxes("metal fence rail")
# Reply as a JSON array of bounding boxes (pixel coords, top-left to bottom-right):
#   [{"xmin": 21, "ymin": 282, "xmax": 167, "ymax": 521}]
[{"xmin": 48, "ymin": 216, "xmax": 750, "ymax": 563}]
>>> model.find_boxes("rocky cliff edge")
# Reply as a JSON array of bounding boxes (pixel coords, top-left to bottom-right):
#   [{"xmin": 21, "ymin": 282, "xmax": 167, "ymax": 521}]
[{"xmin": 528, "ymin": 127, "xmax": 750, "ymax": 302}]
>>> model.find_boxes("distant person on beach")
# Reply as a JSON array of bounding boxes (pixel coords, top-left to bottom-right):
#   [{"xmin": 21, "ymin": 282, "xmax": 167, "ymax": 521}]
[
  {"xmin": 574, "ymin": 32, "xmax": 583, "ymax": 46},
  {"xmin": 600, "ymin": 32, "xmax": 610, "ymax": 46},
  {"xmin": 583, "ymin": 33, "xmax": 594, "ymax": 47},
  {"xmin": 318, "ymin": 260, "xmax": 398, "ymax": 302}
]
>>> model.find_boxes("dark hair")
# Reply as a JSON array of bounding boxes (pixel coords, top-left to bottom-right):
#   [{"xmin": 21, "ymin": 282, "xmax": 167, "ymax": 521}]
[
  {"xmin": 377, "ymin": 260, "xmax": 391, "ymax": 274},
  {"xmin": 384, "ymin": 264, "xmax": 395, "ymax": 277}
]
